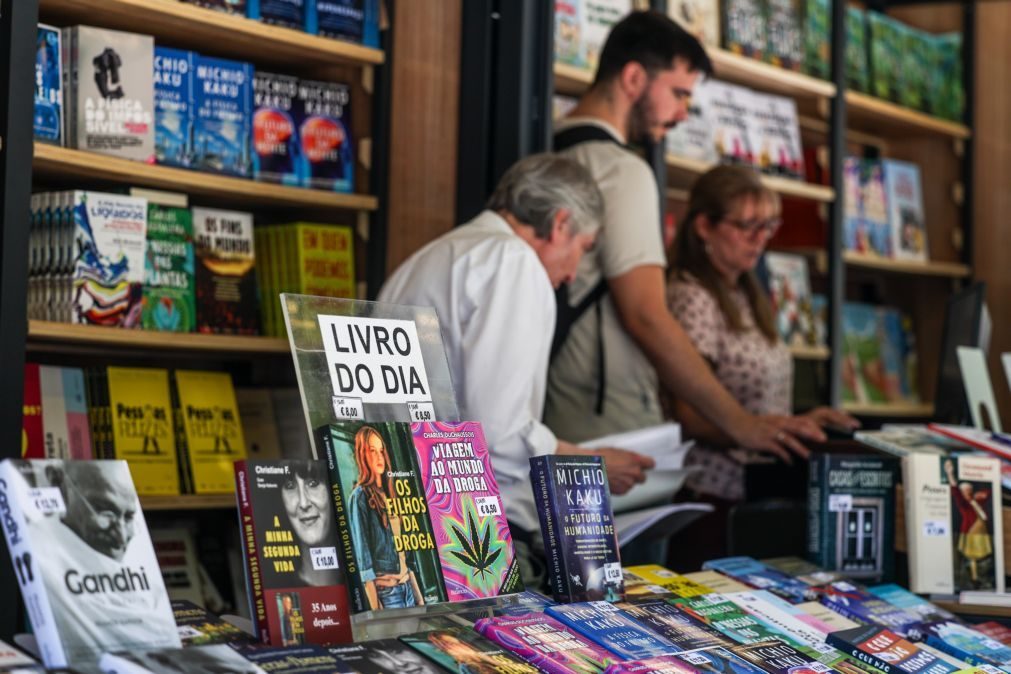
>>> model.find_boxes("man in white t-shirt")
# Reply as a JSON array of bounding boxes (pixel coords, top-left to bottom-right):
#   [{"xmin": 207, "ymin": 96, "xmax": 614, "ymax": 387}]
[
  {"xmin": 378, "ymin": 153, "xmax": 654, "ymax": 536},
  {"xmin": 546, "ymin": 11, "xmax": 826, "ymax": 458}
]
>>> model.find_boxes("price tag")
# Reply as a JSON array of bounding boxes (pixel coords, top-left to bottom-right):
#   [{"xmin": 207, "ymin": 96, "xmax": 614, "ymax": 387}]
[
  {"xmin": 589, "ymin": 600, "xmax": 619, "ymax": 613},
  {"xmin": 683, "ymin": 653, "xmax": 710, "ymax": 665},
  {"xmin": 177, "ymin": 625, "xmax": 203, "ymax": 640},
  {"xmin": 474, "ymin": 496, "xmax": 502, "ymax": 518},
  {"xmin": 603, "ymin": 562, "xmax": 623, "ymax": 584},
  {"xmin": 332, "ymin": 396, "xmax": 364, "ymax": 421},
  {"xmin": 812, "ymin": 643, "xmax": 837, "ymax": 655},
  {"xmin": 407, "ymin": 401, "xmax": 436, "ymax": 423},
  {"xmin": 923, "ymin": 520, "xmax": 949, "ymax": 537},
  {"xmin": 310, "ymin": 546, "xmax": 340, "ymax": 571},
  {"xmin": 28, "ymin": 487, "xmax": 65, "ymax": 515},
  {"xmin": 828, "ymin": 494, "xmax": 853, "ymax": 512},
  {"xmin": 653, "ymin": 568, "xmax": 677, "ymax": 578}
]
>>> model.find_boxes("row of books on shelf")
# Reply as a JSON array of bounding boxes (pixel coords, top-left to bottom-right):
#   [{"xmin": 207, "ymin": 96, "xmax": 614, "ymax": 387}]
[
  {"xmin": 179, "ymin": 0, "xmax": 381, "ymax": 45},
  {"xmin": 554, "ymin": 0, "xmax": 964, "ymax": 122},
  {"xmin": 35, "ymin": 24, "xmax": 355, "ymax": 192},
  {"xmin": 843, "ymin": 158, "xmax": 929, "ymax": 263},
  {"xmin": 27, "ymin": 189, "xmax": 355, "ymax": 335}
]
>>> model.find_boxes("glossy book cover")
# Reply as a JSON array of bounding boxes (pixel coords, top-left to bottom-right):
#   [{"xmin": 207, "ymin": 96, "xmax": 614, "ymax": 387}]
[
  {"xmin": 730, "ymin": 640, "xmax": 838, "ymax": 674},
  {"xmin": 826, "ymin": 625, "xmax": 959, "ymax": 674},
  {"xmin": 412, "ymin": 421, "xmax": 523, "ymax": 601},
  {"xmin": 545, "ymin": 602, "xmax": 678, "ymax": 660},
  {"xmin": 400, "ymin": 626, "xmax": 540, "ymax": 674},
  {"xmin": 818, "ymin": 581, "xmax": 924, "ymax": 637},
  {"xmin": 475, "ymin": 612, "xmax": 619, "ymax": 674},
  {"xmin": 702, "ymin": 557, "xmax": 814, "ymax": 603},
  {"xmin": 615, "ymin": 600, "xmax": 732, "ymax": 651}
]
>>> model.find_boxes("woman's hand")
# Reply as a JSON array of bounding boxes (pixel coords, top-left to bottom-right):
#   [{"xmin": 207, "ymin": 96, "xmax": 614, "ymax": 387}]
[{"xmin": 803, "ymin": 406, "xmax": 861, "ymax": 431}]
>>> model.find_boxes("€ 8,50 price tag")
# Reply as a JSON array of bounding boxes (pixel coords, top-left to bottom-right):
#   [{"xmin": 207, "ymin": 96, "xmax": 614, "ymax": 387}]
[
  {"xmin": 406, "ymin": 401, "xmax": 436, "ymax": 423},
  {"xmin": 332, "ymin": 396, "xmax": 364, "ymax": 421},
  {"xmin": 28, "ymin": 487, "xmax": 65, "ymax": 515},
  {"xmin": 923, "ymin": 520, "xmax": 949, "ymax": 537},
  {"xmin": 311, "ymin": 546, "xmax": 340, "ymax": 571},
  {"xmin": 474, "ymin": 496, "xmax": 502, "ymax": 518}
]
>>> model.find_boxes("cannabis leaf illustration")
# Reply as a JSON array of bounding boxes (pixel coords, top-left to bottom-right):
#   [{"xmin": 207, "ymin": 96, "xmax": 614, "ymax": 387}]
[{"xmin": 449, "ymin": 510, "xmax": 502, "ymax": 581}]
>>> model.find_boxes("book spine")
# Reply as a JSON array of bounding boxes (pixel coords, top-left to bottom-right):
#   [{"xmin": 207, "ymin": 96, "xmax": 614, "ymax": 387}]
[
  {"xmin": 170, "ymin": 373, "xmax": 194, "ymax": 494},
  {"xmin": 531, "ymin": 456, "xmax": 568, "ymax": 601},
  {"xmin": 318, "ymin": 425, "xmax": 367, "ymax": 613},
  {"xmin": 0, "ymin": 462, "xmax": 68, "ymax": 668},
  {"xmin": 825, "ymin": 633, "xmax": 895, "ymax": 674},
  {"xmin": 234, "ymin": 460, "xmax": 269, "ymax": 643},
  {"xmin": 807, "ymin": 454, "xmax": 823, "ymax": 562}
]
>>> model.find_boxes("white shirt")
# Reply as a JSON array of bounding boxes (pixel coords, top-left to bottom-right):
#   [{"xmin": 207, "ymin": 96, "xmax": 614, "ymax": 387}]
[{"xmin": 378, "ymin": 211, "xmax": 557, "ymax": 531}]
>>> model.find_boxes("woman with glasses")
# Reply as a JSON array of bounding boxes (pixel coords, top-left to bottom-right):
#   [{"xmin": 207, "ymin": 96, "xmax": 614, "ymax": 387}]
[{"xmin": 665, "ymin": 166, "xmax": 858, "ymax": 503}]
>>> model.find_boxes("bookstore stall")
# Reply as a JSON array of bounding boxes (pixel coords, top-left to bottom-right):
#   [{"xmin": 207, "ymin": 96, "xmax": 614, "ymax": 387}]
[{"xmin": 2, "ymin": 0, "xmax": 1011, "ymax": 674}]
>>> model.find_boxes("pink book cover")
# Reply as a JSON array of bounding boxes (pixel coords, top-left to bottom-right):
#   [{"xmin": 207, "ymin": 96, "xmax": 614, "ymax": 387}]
[
  {"xmin": 475, "ymin": 612, "xmax": 618, "ymax": 674},
  {"xmin": 62, "ymin": 367, "xmax": 93, "ymax": 460},
  {"xmin": 411, "ymin": 421, "xmax": 523, "ymax": 601}
]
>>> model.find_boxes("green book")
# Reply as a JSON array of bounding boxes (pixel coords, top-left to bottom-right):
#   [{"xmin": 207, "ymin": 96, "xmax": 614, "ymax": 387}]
[{"xmin": 142, "ymin": 203, "xmax": 195, "ymax": 332}]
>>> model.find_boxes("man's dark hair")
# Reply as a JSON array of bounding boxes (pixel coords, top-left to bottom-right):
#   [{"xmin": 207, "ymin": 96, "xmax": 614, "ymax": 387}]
[{"xmin": 594, "ymin": 10, "xmax": 713, "ymax": 86}]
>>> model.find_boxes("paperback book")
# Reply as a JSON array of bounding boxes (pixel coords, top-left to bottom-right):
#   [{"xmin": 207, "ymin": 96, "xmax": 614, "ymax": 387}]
[
  {"xmin": 867, "ymin": 585, "xmax": 960, "ymax": 625},
  {"xmin": 730, "ymin": 640, "xmax": 840, "ymax": 674},
  {"xmin": 99, "ymin": 644, "xmax": 266, "ymax": 674},
  {"xmin": 764, "ymin": 0, "xmax": 803, "ymax": 71},
  {"xmin": 153, "ymin": 47, "xmax": 194, "ymax": 168},
  {"xmin": 297, "ymin": 79, "xmax": 354, "ymax": 192},
  {"xmin": 474, "ymin": 612, "xmax": 619, "ymax": 674},
  {"xmin": 247, "ymin": 0, "xmax": 306, "ymax": 29},
  {"xmin": 615, "ymin": 600, "xmax": 733, "ymax": 651},
  {"xmin": 622, "ymin": 564, "xmax": 714, "ymax": 597},
  {"xmin": 707, "ymin": 80, "xmax": 756, "ymax": 167},
  {"xmin": 192, "ymin": 54, "xmax": 253, "ymax": 177},
  {"xmin": 174, "ymin": 370, "xmax": 246, "ymax": 494},
  {"xmin": 722, "ymin": 0, "xmax": 765, "ymax": 59},
  {"xmin": 545, "ymin": 602, "xmax": 679, "ymax": 660},
  {"xmin": 253, "ymin": 71, "xmax": 301, "ymax": 186},
  {"xmin": 868, "ymin": 12, "xmax": 903, "ymax": 104},
  {"xmin": 826, "ymin": 625, "xmax": 960, "ymax": 674},
  {"xmin": 400, "ymin": 626, "xmax": 541, "ymax": 674},
  {"xmin": 529, "ymin": 455, "xmax": 623, "ymax": 603},
  {"xmin": 311, "ymin": 0, "xmax": 381, "ymax": 47},
  {"xmin": 847, "ymin": 8, "xmax": 870, "ymax": 93},
  {"xmin": 747, "ymin": 93, "xmax": 804, "ymax": 179},
  {"xmin": 628, "ymin": 647, "xmax": 770, "ymax": 674},
  {"xmin": 760, "ymin": 556, "xmax": 842, "ymax": 587},
  {"xmin": 665, "ymin": 78, "xmax": 717, "ymax": 165},
  {"xmin": 670, "ymin": 593, "xmax": 797, "ymax": 645},
  {"xmin": 152, "ymin": 527, "xmax": 202, "ymax": 605},
  {"xmin": 0, "ymin": 459, "xmax": 180, "ymax": 671},
  {"xmin": 34, "ymin": 24, "xmax": 63, "ymax": 144},
  {"xmin": 37, "ymin": 365, "xmax": 92, "ymax": 460},
  {"xmin": 882, "ymin": 159, "xmax": 927, "ymax": 263},
  {"xmin": 919, "ymin": 621, "xmax": 1011, "ymax": 673},
  {"xmin": 765, "ymin": 252, "xmax": 817, "ymax": 347},
  {"xmin": 171, "ymin": 599, "xmax": 254, "ymax": 646},
  {"xmin": 701, "ymin": 557, "xmax": 814, "ymax": 603},
  {"xmin": 192, "ymin": 207, "xmax": 258, "ymax": 335},
  {"xmin": 667, "ymin": 0, "xmax": 720, "ymax": 46},
  {"xmin": 236, "ymin": 644, "xmax": 349, "ymax": 673},
  {"xmin": 142, "ymin": 201, "xmax": 196, "ymax": 332},
  {"xmin": 328, "ymin": 639, "xmax": 446, "ymax": 674},
  {"xmin": 817, "ymin": 581, "xmax": 924, "ymax": 636},
  {"xmin": 803, "ymin": 0, "xmax": 829, "ymax": 79}
]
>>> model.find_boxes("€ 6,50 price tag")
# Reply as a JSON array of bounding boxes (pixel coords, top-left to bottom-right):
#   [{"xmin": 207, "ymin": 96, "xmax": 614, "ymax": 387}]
[
  {"xmin": 474, "ymin": 496, "xmax": 501, "ymax": 518},
  {"xmin": 311, "ymin": 546, "xmax": 340, "ymax": 571},
  {"xmin": 332, "ymin": 396, "xmax": 364, "ymax": 421},
  {"xmin": 28, "ymin": 487, "xmax": 65, "ymax": 515},
  {"xmin": 407, "ymin": 401, "xmax": 436, "ymax": 423}
]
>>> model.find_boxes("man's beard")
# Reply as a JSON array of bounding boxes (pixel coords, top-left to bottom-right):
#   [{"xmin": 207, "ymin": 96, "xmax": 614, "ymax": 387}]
[{"xmin": 627, "ymin": 95, "xmax": 675, "ymax": 145}]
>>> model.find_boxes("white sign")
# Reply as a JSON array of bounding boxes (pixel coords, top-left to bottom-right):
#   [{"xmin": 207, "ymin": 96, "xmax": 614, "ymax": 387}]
[
  {"xmin": 319, "ymin": 315, "xmax": 433, "ymax": 406},
  {"xmin": 310, "ymin": 546, "xmax": 340, "ymax": 571},
  {"xmin": 474, "ymin": 495, "xmax": 502, "ymax": 518},
  {"xmin": 923, "ymin": 520, "xmax": 949, "ymax": 537},
  {"xmin": 407, "ymin": 401, "xmax": 436, "ymax": 423},
  {"xmin": 590, "ymin": 600, "xmax": 619, "ymax": 613},
  {"xmin": 604, "ymin": 562, "xmax": 623, "ymax": 584},
  {"xmin": 828, "ymin": 494, "xmax": 853, "ymax": 512},
  {"xmin": 28, "ymin": 487, "xmax": 65, "ymax": 515},
  {"xmin": 332, "ymin": 396, "xmax": 364, "ymax": 421}
]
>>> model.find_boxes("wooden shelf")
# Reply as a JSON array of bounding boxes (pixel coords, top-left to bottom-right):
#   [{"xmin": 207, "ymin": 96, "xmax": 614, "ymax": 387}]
[
  {"xmin": 554, "ymin": 63, "xmax": 594, "ymax": 97},
  {"xmin": 141, "ymin": 493, "xmax": 236, "ymax": 511},
  {"xmin": 843, "ymin": 252, "xmax": 972, "ymax": 278},
  {"xmin": 842, "ymin": 401, "xmax": 935, "ymax": 417},
  {"xmin": 34, "ymin": 144, "xmax": 379, "ymax": 213},
  {"xmin": 845, "ymin": 91, "xmax": 971, "ymax": 139},
  {"xmin": 28, "ymin": 321, "xmax": 290, "ymax": 355},
  {"xmin": 39, "ymin": 0, "xmax": 384, "ymax": 70},
  {"xmin": 708, "ymin": 49, "xmax": 835, "ymax": 100},
  {"xmin": 665, "ymin": 154, "xmax": 835, "ymax": 202},
  {"xmin": 789, "ymin": 344, "xmax": 830, "ymax": 361}
]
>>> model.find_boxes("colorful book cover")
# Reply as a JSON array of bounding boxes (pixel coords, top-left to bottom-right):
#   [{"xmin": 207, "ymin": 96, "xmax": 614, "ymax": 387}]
[
  {"xmin": 475, "ymin": 612, "xmax": 619, "ymax": 674},
  {"xmin": 192, "ymin": 54, "xmax": 253, "ymax": 177},
  {"xmin": 171, "ymin": 599, "xmax": 254, "ymax": 646},
  {"xmin": 765, "ymin": 252, "xmax": 816, "ymax": 347},
  {"xmin": 296, "ymin": 79, "xmax": 354, "ymax": 193},
  {"xmin": 616, "ymin": 600, "xmax": 733, "ymax": 651},
  {"xmin": 236, "ymin": 644, "xmax": 349, "ymax": 673},
  {"xmin": 317, "ymin": 421, "xmax": 447, "ymax": 614},
  {"xmin": 882, "ymin": 160, "xmax": 927, "ymax": 263},
  {"xmin": 247, "ymin": 0, "xmax": 306, "ymax": 29},
  {"xmin": 722, "ymin": 0, "xmax": 766, "ymax": 59},
  {"xmin": 972, "ymin": 623, "xmax": 1011, "ymax": 646},
  {"xmin": 665, "ymin": 77, "xmax": 718, "ymax": 165},
  {"xmin": 747, "ymin": 93, "xmax": 804, "ymax": 179},
  {"xmin": 702, "ymin": 557, "xmax": 814, "ymax": 603},
  {"xmin": 328, "ymin": 639, "xmax": 446, "ymax": 674},
  {"xmin": 708, "ymin": 81, "xmax": 757, "ymax": 167},
  {"xmin": 529, "ymin": 455, "xmax": 623, "ymax": 603},
  {"xmin": 903, "ymin": 454, "xmax": 1004, "ymax": 595},
  {"xmin": 668, "ymin": 0, "xmax": 720, "ymax": 46},
  {"xmin": 175, "ymin": 370, "xmax": 246, "ymax": 494},
  {"xmin": 818, "ymin": 581, "xmax": 924, "ymax": 636},
  {"xmin": 731, "ymin": 640, "xmax": 840, "ymax": 674},
  {"xmin": 412, "ymin": 421, "xmax": 523, "ymax": 601},
  {"xmin": 291, "ymin": 223, "xmax": 356, "ymax": 299},
  {"xmin": 580, "ymin": 0, "xmax": 630, "ymax": 72},
  {"xmin": 842, "ymin": 303, "xmax": 909, "ymax": 404},
  {"xmin": 604, "ymin": 655, "xmax": 699, "ymax": 674},
  {"xmin": 807, "ymin": 454, "xmax": 898, "ymax": 581},
  {"xmin": 623, "ymin": 564, "xmax": 714, "ymax": 597},
  {"xmin": 659, "ymin": 646, "xmax": 772, "ymax": 674},
  {"xmin": 554, "ymin": 0, "xmax": 586, "ymax": 68},
  {"xmin": 898, "ymin": 25, "xmax": 933, "ymax": 113},
  {"xmin": 760, "ymin": 557, "xmax": 842, "ymax": 587},
  {"xmin": 106, "ymin": 366, "xmax": 180, "ymax": 495},
  {"xmin": 802, "ymin": 0, "xmax": 829, "ymax": 79},
  {"xmin": 670, "ymin": 594, "xmax": 797, "ymax": 645},
  {"xmin": 71, "ymin": 192, "xmax": 147, "ymax": 328},
  {"xmin": 827, "ymin": 626, "xmax": 959, "ymax": 674},
  {"xmin": 846, "ymin": 8, "xmax": 869, "ymax": 93},
  {"xmin": 765, "ymin": 0, "xmax": 803, "ymax": 71},
  {"xmin": 933, "ymin": 34, "xmax": 964, "ymax": 122},
  {"xmin": 0, "ymin": 459, "xmax": 180, "ymax": 671},
  {"xmin": 60, "ymin": 366, "xmax": 93, "ymax": 460},
  {"xmin": 192, "ymin": 207, "xmax": 258, "ymax": 335},
  {"xmin": 310, "ymin": 0, "xmax": 379, "ymax": 46},
  {"xmin": 921, "ymin": 621, "xmax": 1011, "ymax": 673},
  {"xmin": 254, "ymin": 71, "xmax": 301, "ymax": 186},
  {"xmin": 859, "ymin": 160, "xmax": 893, "ymax": 258},
  {"xmin": 153, "ymin": 47, "xmax": 193, "ymax": 168},
  {"xmin": 34, "ymin": 24, "xmax": 62, "ymax": 144},
  {"xmin": 401, "ymin": 626, "xmax": 541, "ymax": 674},
  {"xmin": 867, "ymin": 12, "xmax": 903, "ymax": 104},
  {"xmin": 545, "ymin": 602, "xmax": 679, "ymax": 660},
  {"xmin": 142, "ymin": 202, "xmax": 196, "ymax": 332},
  {"xmin": 100, "ymin": 645, "xmax": 266, "ymax": 674},
  {"xmin": 842, "ymin": 157, "xmax": 864, "ymax": 257},
  {"xmin": 234, "ymin": 459, "xmax": 353, "ymax": 647},
  {"xmin": 798, "ymin": 602, "xmax": 859, "ymax": 632},
  {"xmin": 63, "ymin": 26, "xmax": 154, "ymax": 161}
]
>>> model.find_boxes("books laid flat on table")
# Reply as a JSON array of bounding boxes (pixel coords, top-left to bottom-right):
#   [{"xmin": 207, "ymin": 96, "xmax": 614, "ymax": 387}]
[
  {"xmin": 545, "ymin": 602, "xmax": 680, "ymax": 660},
  {"xmin": 701, "ymin": 556, "xmax": 814, "ymax": 603},
  {"xmin": 400, "ymin": 625, "xmax": 540, "ymax": 674},
  {"xmin": 622, "ymin": 564, "xmax": 715, "ymax": 598},
  {"xmin": 475, "ymin": 612, "xmax": 619, "ymax": 674},
  {"xmin": 826, "ymin": 624, "xmax": 960, "ymax": 674},
  {"xmin": 171, "ymin": 599, "xmax": 254, "ymax": 647},
  {"xmin": 328, "ymin": 639, "xmax": 447, "ymax": 674},
  {"xmin": 99, "ymin": 644, "xmax": 266, "ymax": 674},
  {"xmin": 817, "ymin": 581, "xmax": 923, "ymax": 637}
]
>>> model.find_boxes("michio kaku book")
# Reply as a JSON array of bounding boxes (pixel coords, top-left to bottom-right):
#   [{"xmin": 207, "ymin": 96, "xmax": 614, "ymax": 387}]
[
  {"xmin": 192, "ymin": 207, "xmax": 258, "ymax": 335},
  {"xmin": 328, "ymin": 639, "xmax": 447, "ymax": 674},
  {"xmin": 530, "ymin": 455, "xmax": 623, "ymax": 603},
  {"xmin": 34, "ymin": 24, "xmax": 63, "ymax": 144},
  {"xmin": 153, "ymin": 47, "xmax": 193, "ymax": 169},
  {"xmin": 400, "ymin": 626, "xmax": 540, "ymax": 674},
  {"xmin": 545, "ymin": 602, "xmax": 679, "ymax": 660},
  {"xmin": 826, "ymin": 625, "xmax": 960, "ymax": 674},
  {"xmin": 475, "ymin": 612, "xmax": 619, "ymax": 674},
  {"xmin": 99, "ymin": 644, "xmax": 267, "ymax": 674},
  {"xmin": 71, "ymin": 191, "xmax": 148, "ymax": 328},
  {"xmin": 903, "ymin": 454, "xmax": 1004, "ymax": 595},
  {"xmin": 174, "ymin": 370, "xmax": 246, "ymax": 494},
  {"xmin": 614, "ymin": 599, "xmax": 733, "ymax": 652},
  {"xmin": 63, "ymin": 26, "xmax": 154, "ymax": 162},
  {"xmin": 607, "ymin": 647, "xmax": 771, "ymax": 674},
  {"xmin": 142, "ymin": 201, "xmax": 196, "ymax": 332},
  {"xmin": 730, "ymin": 640, "xmax": 838, "ymax": 674},
  {"xmin": 701, "ymin": 556, "xmax": 814, "ymax": 603},
  {"xmin": 316, "ymin": 421, "xmax": 447, "ymax": 614},
  {"xmin": 296, "ymin": 79, "xmax": 354, "ymax": 193},
  {"xmin": 807, "ymin": 454, "xmax": 899, "ymax": 582},
  {"xmin": 0, "ymin": 459, "xmax": 180, "ymax": 671},
  {"xmin": 234, "ymin": 459, "xmax": 353, "ymax": 646},
  {"xmin": 412, "ymin": 421, "xmax": 523, "ymax": 601},
  {"xmin": 253, "ymin": 71, "xmax": 301, "ymax": 186},
  {"xmin": 171, "ymin": 599, "xmax": 254, "ymax": 646},
  {"xmin": 192, "ymin": 54, "xmax": 253, "ymax": 178}
]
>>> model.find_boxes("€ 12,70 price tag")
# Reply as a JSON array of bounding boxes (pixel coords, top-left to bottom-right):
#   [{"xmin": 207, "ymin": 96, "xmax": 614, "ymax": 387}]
[
  {"xmin": 332, "ymin": 396, "xmax": 364, "ymax": 421},
  {"xmin": 406, "ymin": 401, "xmax": 436, "ymax": 423},
  {"xmin": 474, "ymin": 496, "xmax": 501, "ymax": 518},
  {"xmin": 311, "ymin": 546, "xmax": 340, "ymax": 571},
  {"xmin": 603, "ymin": 562, "xmax": 623, "ymax": 584},
  {"xmin": 28, "ymin": 487, "xmax": 65, "ymax": 515}
]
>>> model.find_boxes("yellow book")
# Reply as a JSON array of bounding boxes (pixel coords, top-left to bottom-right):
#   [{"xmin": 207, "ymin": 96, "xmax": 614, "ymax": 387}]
[
  {"xmin": 174, "ymin": 370, "xmax": 246, "ymax": 494},
  {"xmin": 107, "ymin": 367, "xmax": 179, "ymax": 495},
  {"xmin": 624, "ymin": 564, "xmax": 714, "ymax": 597},
  {"xmin": 683, "ymin": 570, "xmax": 752, "ymax": 594},
  {"xmin": 292, "ymin": 223, "xmax": 355, "ymax": 299}
]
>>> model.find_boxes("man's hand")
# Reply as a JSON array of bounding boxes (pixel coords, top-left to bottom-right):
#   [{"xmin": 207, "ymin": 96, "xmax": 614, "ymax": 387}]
[
  {"xmin": 803, "ymin": 406, "xmax": 861, "ymax": 431},
  {"xmin": 555, "ymin": 441, "xmax": 655, "ymax": 495},
  {"xmin": 730, "ymin": 416, "xmax": 816, "ymax": 464}
]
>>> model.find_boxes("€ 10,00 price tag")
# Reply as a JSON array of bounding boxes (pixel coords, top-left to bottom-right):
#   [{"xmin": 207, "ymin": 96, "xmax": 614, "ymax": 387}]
[
  {"xmin": 311, "ymin": 546, "xmax": 340, "ymax": 571},
  {"xmin": 474, "ymin": 496, "xmax": 502, "ymax": 518},
  {"xmin": 332, "ymin": 396, "xmax": 364, "ymax": 421}
]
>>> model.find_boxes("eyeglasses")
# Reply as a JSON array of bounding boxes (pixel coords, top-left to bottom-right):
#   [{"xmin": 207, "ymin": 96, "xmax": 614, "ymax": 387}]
[
  {"xmin": 721, "ymin": 217, "xmax": 783, "ymax": 237},
  {"xmin": 64, "ymin": 474, "xmax": 135, "ymax": 532}
]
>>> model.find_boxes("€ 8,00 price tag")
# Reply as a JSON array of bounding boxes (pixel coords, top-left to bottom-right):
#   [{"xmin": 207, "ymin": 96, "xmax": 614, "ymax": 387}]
[
  {"xmin": 407, "ymin": 401, "xmax": 436, "ymax": 423},
  {"xmin": 311, "ymin": 546, "xmax": 340, "ymax": 571},
  {"xmin": 29, "ymin": 487, "xmax": 65, "ymax": 515},
  {"xmin": 332, "ymin": 396, "xmax": 364, "ymax": 421},
  {"xmin": 474, "ymin": 496, "xmax": 502, "ymax": 518}
]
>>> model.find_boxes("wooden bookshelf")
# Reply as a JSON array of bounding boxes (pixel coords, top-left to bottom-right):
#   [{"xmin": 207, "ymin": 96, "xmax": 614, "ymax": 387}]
[
  {"xmin": 34, "ymin": 144, "xmax": 379, "ymax": 212},
  {"xmin": 140, "ymin": 494, "xmax": 237, "ymax": 511},
  {"xmin": 665, "ymin": 154, "xmax": 835, "ymax": 202},
  {"xmin": 27, "ymin": 321, "xmax": 290, "ymax": 355},
  {"xmin": 708, "ymin": 49, "xmax": 835, "ymax": 100},
  {"xmin": 842, "ymin": 401, "xmax": 935, "ymax": 417},
  {"xmin": 790, "ymin": 345, "xmax": 831, "ymax": 361},
  {"xmin": 39, "ymin": 0, "xmax": 384, "ymax": 69},
  {"xmin": 843, "ymin": 252, "xmax": 972, "ymax": 278},
  {"xmin": 554, "ymin": 63, "xmax": 594, "ymax": 97},
  {"xmin": 845, "ymin": 91, "xmax": 971, "ymax": 139}
]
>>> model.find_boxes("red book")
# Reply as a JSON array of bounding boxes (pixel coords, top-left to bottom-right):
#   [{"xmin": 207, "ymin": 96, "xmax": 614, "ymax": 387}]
[
  {"xmin": 974, "ymin": 621, "xmax": 1011, "ymax": 646},
  {"xmin": 22, "ymin": 364, "xmax": 43, "ymax": 458}
]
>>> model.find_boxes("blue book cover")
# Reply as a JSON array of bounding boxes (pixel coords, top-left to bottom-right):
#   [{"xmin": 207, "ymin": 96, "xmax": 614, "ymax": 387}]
[
  {"xmin": 236, "ymin": 644, "xmax": 351, "ymax": 672},
  {"xmin": 545, "ymin": 602, "xmax": 677, "ymax": 661},
  {"xmin": 248, "ymin": 0, "xmax": 306, "ymax": 29},
  {"xmin": 34, "ymin": 24, "xmax": 62, "ymax": 144},
  {"xmin": 616, "ymin": 600, "xmax": 732, "ymax": 652},
  {"xmin": 308, "ymin": 0, "xmax": 380, "ymax": 47},
  {"xmin": 921, "ymin": 621, "xmax": 1011, "ymax": 673},
  {"xmin": 529, "ymin": 455, "xmax": 623, "ymax": 603},
  {"xmin": 827, "ymin": 625, "xmax": 959, "ymax": 674},
  {"xmin": 154, "ymin": 47, "xmax": 194, "ymax": 168},
  {"xmin": 253, "ymin": 71, "xmax": 301, "ymax": 185},
  {"xmin": 867, "ymin": 585, "xmax": 959, "ymax": 625},
  {"xmin": 192, "ymin": 54, "xmax": 253, "ymax": 177},
  {"xmin": 818, "ymin": 581, "xmax": 924, "ymax": 637},
  {"xmin": 702, "ymin": 557, "xmax": 814, "ymax": 604},
  {"xmin": 296, "ymin": 79, "xmax": 354, "ymax": 192}
]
